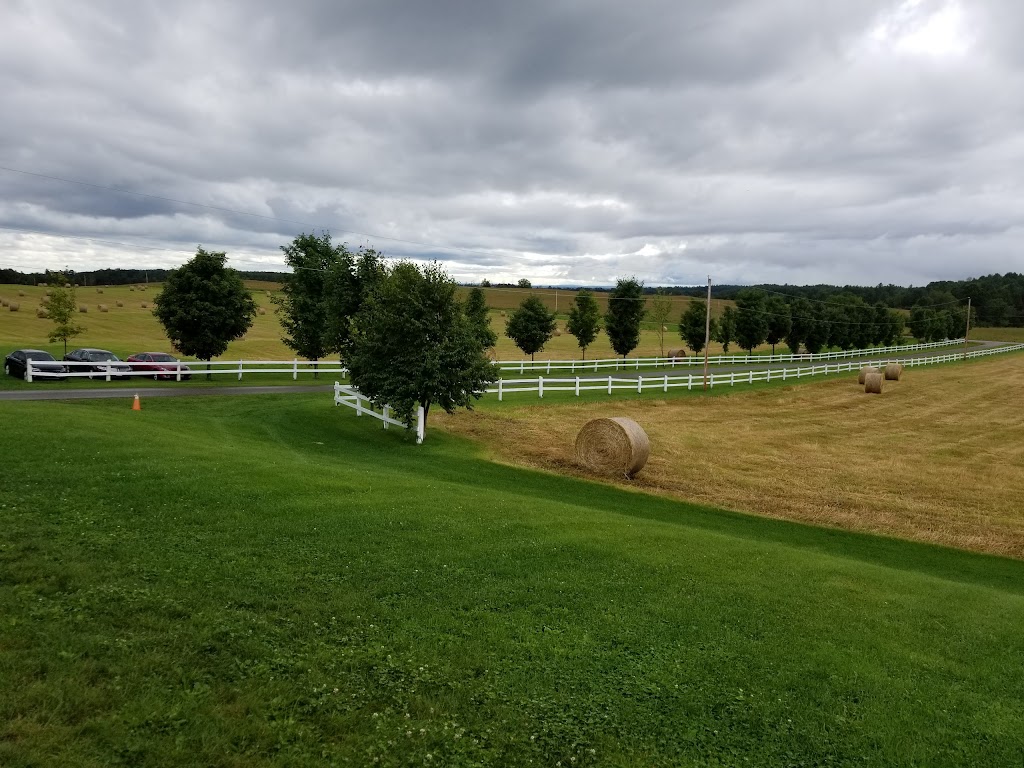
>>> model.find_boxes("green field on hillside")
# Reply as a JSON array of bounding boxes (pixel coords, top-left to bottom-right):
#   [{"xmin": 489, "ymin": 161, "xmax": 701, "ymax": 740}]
[{"xmin": 2, "ymin": 393, "xmax": 1023, "ymax": 766}]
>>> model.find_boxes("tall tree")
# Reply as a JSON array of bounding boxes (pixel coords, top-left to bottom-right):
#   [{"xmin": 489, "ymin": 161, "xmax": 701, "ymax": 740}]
[
  {"xmin": 566, "ymin": 289, "xmax": 601, "ymax": 359},
  {"xmin": 323, "ymin": 246, "xmax": 384, "ymax": 362},
  {"xmin": 41, "ymin": 271, "xmax": 84, "ymax": 355},
  {"xmin": 803, "ymin": 313, "xmax": 831, "ymax": 354},
  {"xmin": 273, "ymin": 232, "xmax": 337, "ymax": 377},
  {"xmin": 734, "ymin": 290, "xmax": 769, "ymax": 355},
  {"xmin": 763, "ymin": 295, "xmax": 792, "ymax": 355},
  {"xmin": 517, "ymin": 278, "xmax": 532, "ymax": 288},
  {"xmin": 647, "ymin": 291, "xmax": 673, "ymax": 356},
  {"xmin": 604, "ymin": 278, "xmax": 645, "ymax": 358},
  {"xmin": 679, "ymin": 299, "xmax": 715, "ymax": 355},
  {"xmin": 716, "ymin": 306, "xmax": 738, "ymax": 352},
  {"xmin": 506, "ymin": 296, "xmax": 556, "ymax": 360},
  {"xmin": 784, "ymin": 297, "xmax": 815, "ymax": 355},
  {"xmin": 464, "ymin": 287, "xmax": 497, "ymax": 350},
  {"xmin": 153, "ymin": 247, "xmax": 257, "ymax": 377},
  {"xmin": 347, "ymin": 261, "xmax": 497, "ymax": 435}
]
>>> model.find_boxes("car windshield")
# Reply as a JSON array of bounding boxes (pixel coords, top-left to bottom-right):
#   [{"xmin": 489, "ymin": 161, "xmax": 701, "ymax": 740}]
[
  {"xmin": 150, "ymin": 353, "xmax": 177, "ymax": 362},
  {"xmin": 25, "ymin": 351, "xmax": 55, "ymax": 361},
  {"xmin": 87, "ymin": 351, "xmax": 118, "ymax": 362}
]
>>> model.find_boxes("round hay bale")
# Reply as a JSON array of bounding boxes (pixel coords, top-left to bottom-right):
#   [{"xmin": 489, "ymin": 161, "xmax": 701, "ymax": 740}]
[
  {"xmin": 9, "ymin": 302, "xmax": 20, "ymax": 312},
  {"xmin": 18, "ymin": 290, "xmax": 25, "ymax": 297},
  {"xmin": 500, "ymin": 310, "xmax": 506, "ymax": 317},
  {"xmin": 98, "ymin": 304, "xmax": 109, "ymax": 312},
  {"xmin": 553, "ymin": 328, "xmax": 562, "ymax": 337},
  {"xmin": 96, "ymin": 287, "xmax": 104, "ymax": 293},
  {"xmin": 575, "ymin": 417, "xmax": 650, "ymax": 479},
  {"xmin": 864, "ymin": 372, "xmax": 884, "ymax": 394},
  {"xmin": 140, "ymin": 302, "xmax": 149, "ymax": 309},
  {"xmin": 666, "ymin": 348, "xmax": 687, "ymax": 359},
  {"xmin": 36, "ymin": 308, "xmax": 48, "ymax": 319},
  {"xmin": 79, "ymin": 305, "xmax": 88, "ymax": 313},
  {"xmin": 258, "ymin": 307, "xmax": 267, "ymax": 315},
  {"xmin": 115, "ymin": 300, "xmax": 124, "ymax": 307},
  {"xmin": 858, "ymin": 366, "xmax": 879, "ymax": 385},
  {"xmin": 38, "ymin": 282, "xmax": 47, "ymax": 287},
  {"xmin": 0, "ymin": 298, "xmax": 7, "ymax": 307},
  {"xmin": 129, "ymin": 286, "xmax": 135, "ymax": 292},
  {"xmin": 140, "ymin": 285, "xmax": 147, "ymax": 291},
  {"xmin": 884, "ymin": 364, "xmax": 903, "ymax": 381}
]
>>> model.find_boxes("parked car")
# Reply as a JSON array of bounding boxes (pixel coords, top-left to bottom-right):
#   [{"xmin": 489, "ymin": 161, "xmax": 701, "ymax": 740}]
[
  {"xmin": 126, "ymin": 352, "xmax": 191, "ymax": 380},
  {"xmin": 63, "ymin": 348, "xmax": 133, "ymax": 379},
  {"xmin": 4, "ymin": 349, "xmax": 68, "ymax": 380}
]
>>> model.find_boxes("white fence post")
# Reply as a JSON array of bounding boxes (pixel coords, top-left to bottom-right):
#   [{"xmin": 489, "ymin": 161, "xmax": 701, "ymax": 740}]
[
  {"xmin": 293, "ymin": 359, "xmax": 298, "ymax": 380},
  {"xmin": 608, "ymin": 376, "xmax": 612, "ymax": 394},
  {"xmin": 498, "ymin": 378, "xmax": 503, "ymax": 401},
  {"xmin": 176, "ymin": 362, "xmax": 182, "ymax": 382},
  {"xmin": 105, "ymin": 364, "xmax": 111, "ymax": 382},
  {"xmin": 238, "ymin": 361, "xmax": 243, "ymax": 381},
  {"xmin": 416, "ymin": 406, "xmax": 425, "ymax": 444},
  {"xmin": 575, "ymin": 376, "xmax": 580, "ymax": 397},
  {"xmin": 539, "ymin": 376, "xmax": 544, "ymax": 398},
  {"xmin": 382, "ymin": 405, "xmax": 390, "ymax": 429},
  {"xmin": 638, "ymin": 375, "xmax": 643, "ymax": 393},
  {"xmin": 356, "ymin": 394, "xmax": 362, "ymax": 416},
  {"xmin": 26, "ymin": 361, "xmax": 33, "ymax": 383},
  {"xmin": 663, "ymin": 374, "xmax": 668, "ymax": 392}
]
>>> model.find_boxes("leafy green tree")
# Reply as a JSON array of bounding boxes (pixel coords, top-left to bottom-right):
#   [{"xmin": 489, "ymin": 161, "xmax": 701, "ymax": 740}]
[
  {"xmin": 679, "ymin": 299, "xmax": 716, "ymax": 355},
  {"xmin": 506, "ymin": 296, "xmax": 556, "ymax": 360},
  {"xmin": 153, "ymin": 247, "xmax": 257, "ymax": 377},
  {"xmin": 273, "ymin": 232, "xmax": 337, "ymax": 377},
  {"xmin": 735, "ymin": 290, "xmax": 769, "ymax": 355},
  {"xmin": 464, "ymin": 287, "xmax": 497, "ymax": 350},
  {"xmin": 647, "ymin": 291, "xmax": 673, "ymax": 356},
  {"xmin": 517, "ymin": 278, "xmax": 532, "ymax": 289},
  {"xmin": 763, "ymin": 296, "xmax": 791, "ymax": 355},
  {"xmin": 784, "ymin": 297, "xmax": 815, "ymax": 355},
  {"xmin": 41, "ymin": 271, "xmax": 84, "ymax": 355},
  {"xmin": 883, "ymin": 309, "xmax": 905, "ymax": 346},
  {"xmin": 323, "ymin": 246, "xmax": 384, "ymax": 362},
  {"xmin": 803, "ymin": 313, "xmax": 831, "ymax": 354},
  {"xmin": 908, "ymin": 306, "xmax": 936, "ymax": 341},
  {"xmin": 480, "ymin": 279, "xmax": 491, "ymax": 288},
  {"xmin": 716, "ymin": 306, "xmax": 738, "ymax": 352},
  {"xmin": 566, "ymin": 289, "xmax": 602, "ymax": 359},
  {"xmin": 604, "ymin": 278, "xmax": 645, "ymax": 358},
  {"xmin": 347, "ymin": 261, "xmax": 497, "ymax": 435},
  {"xmin": 872, "ymin": 303, "xmax": 891, "ymax": 346}
]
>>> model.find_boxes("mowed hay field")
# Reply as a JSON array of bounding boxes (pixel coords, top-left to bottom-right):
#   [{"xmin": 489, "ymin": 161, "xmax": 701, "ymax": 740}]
[
  {"xmin": 1, "ymin": 282, "xmax": 757, "ymax": 362},
  {"xmin": 438, "ymin": 352, "xmax": 1024, "ymax": 558}
]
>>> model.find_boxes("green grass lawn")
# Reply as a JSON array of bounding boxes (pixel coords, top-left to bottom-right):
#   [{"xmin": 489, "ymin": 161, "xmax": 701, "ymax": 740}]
[{"xmin": 2, "ymin": 394, "xmax": 1024, "ymax": 766}]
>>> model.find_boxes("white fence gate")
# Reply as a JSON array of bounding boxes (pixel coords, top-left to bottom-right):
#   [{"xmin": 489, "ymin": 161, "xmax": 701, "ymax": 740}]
[{"xmin": 334, "ymin": 382, "xmax": 425, "ymax": 443}]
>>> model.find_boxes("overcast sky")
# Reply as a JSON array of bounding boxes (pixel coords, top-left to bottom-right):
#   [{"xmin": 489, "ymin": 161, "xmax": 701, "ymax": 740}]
[{"xmin": 1, "ymin": 0, "xmax": 1021, "ymax": 286}]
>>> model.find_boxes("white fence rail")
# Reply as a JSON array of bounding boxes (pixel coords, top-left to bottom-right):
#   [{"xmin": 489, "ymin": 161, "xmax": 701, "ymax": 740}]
[
  {"xmin": 334, "ymin": 382, "xmax": 425, "ymax": 443},
  {"xmin": 495, "ymin": 338, "xmax": 967, "ymax": 374},
  {"xmin": 489, "ymin": 343, "xmax": 1024, "ymax": 400},
  {"xmin": 27, "ymin": 358, "xmax": 348, "ymax": 383}
]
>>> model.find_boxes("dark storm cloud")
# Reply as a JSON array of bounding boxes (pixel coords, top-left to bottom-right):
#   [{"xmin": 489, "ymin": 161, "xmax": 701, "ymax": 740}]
[{"xmin": 0, "ymin": 0, "xmax": 1021, "ymax": 285}]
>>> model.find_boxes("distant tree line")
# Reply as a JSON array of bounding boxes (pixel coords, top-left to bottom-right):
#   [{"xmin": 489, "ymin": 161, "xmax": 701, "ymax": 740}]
[{"xmin": 0, "ymin": 267, "xmax": 293, "ymax": 287}]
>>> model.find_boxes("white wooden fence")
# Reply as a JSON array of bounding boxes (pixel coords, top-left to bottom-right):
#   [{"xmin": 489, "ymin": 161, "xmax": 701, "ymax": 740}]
[
  {"xmin": 490, "ymin": 343, "xmax": 1024, "ymax": 400},
  {"xmin": 27, "ymin": 358, "xmax": 348, "ymax": 382},
  {"xmin": 334, "ymin": 382, "xmax": 426, "ymax": 443},
  {"xmin": 495, "ymin": 338, "xmax": 967, "ymax": 374}
]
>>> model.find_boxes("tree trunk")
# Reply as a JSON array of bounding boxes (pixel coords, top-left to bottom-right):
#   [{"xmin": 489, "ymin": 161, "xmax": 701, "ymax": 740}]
[{"xmin": 313, "ymin": 358, "xmax": 319, "ymax": 380}]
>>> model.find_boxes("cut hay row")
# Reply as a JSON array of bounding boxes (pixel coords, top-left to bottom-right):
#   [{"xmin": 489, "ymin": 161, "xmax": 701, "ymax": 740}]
[{"xmin": 575, "ymin": 417, "xmax": 650, "ymax": 479}]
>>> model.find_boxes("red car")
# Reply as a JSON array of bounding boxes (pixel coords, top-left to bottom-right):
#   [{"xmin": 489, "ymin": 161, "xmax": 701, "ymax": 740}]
[{"xmin": 127, "ymin": 352, "xmax": 192, "ymax": 380}]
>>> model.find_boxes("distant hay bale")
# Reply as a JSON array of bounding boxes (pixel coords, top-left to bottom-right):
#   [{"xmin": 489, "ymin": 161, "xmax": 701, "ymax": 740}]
[
  {"xmin": 552, "ymin": 328, "xmax": 562, "ymax": 336},
  {"xmin": 98, "ymin": 304, "xmax": 109, "ymax": 312},
  {"xmin": 884, "ymin": 364, "xmax": 903, "ymax": 381},
  {"xmin": 116, "ymin": 300, "xmax": 124, "ymax": 307},
  {"xmin": 79, "ymin": 305, "xmax": 88, "ymax": 313},
  {"xmin": 575, "ymin": 417, "xmax": 651, "ymax": 479},
  {"xmin": 96, "ymin": 287, "xmax": 103, "ymax": 293},
  {"xmin": 500, "ymin": 311, "xmax": 507, "ymax": 317},
  {"xmin": 139, "ymin": 285, "xmax": 147, "ymax": 291},
  {"xmin": 864, "ymin": 372, "xmax": 884, "ymax": 394},
  {"xmin": 140, "ymin": 302, "xmax": 149, "ymax": 309},
  {"xmin": 18, "ymin": 290, "xmax": 25, "ymax": 297},
  {"xmin": 38, "ymin": 282, "xmax": 47, "ymax": 287},
  {"xmin": 858, "ymin": 366, "xmax": 879, "ymax": 385},
  {"xmin": 0, "ymin": 298, "xmax": 6, "ymax": 307},
  {"xmin": 36, "ymin": 308, "xmax": 48, "ymax": 319},
  {"xmin": 129, "ymin": 286, "xmax": 135, "ymax": 292},
  {"xmin": 666, "ymin": 348, "xmax": 687, "ymax": 359},
  {"xmin": 9, "ymin": 302, "xmax": 19, "ymax": 312},
  {"xmin": 258, "ymin": 307, "xmax": 267, "ymax": 315}
]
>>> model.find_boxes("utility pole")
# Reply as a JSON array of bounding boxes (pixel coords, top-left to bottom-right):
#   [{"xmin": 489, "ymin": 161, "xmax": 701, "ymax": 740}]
[
  {"xmin": 963, "ymin": 297, "xmax": 971, "ymax": 359},
  {"xmin": 703, "ymin": 276, "xmax": 712, "ymax": 391}
]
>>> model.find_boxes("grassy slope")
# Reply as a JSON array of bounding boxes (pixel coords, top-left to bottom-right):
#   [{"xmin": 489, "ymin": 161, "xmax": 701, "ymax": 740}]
[{"xmin": 1, "ymin": 394, "xmax": 1023, "ymax": 766}]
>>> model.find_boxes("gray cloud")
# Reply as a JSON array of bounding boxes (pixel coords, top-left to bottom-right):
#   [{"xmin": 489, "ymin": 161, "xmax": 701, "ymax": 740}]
[{"xmin": 1, "ymin": 0, "xmax": 1022, "ymax": 286}]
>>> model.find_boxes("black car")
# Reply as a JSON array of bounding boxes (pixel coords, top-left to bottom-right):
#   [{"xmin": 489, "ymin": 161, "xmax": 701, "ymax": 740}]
[
  {"xmin": 63, "ymin": 348, "xmax": 133, "ymax": 379},
  {"xmin": 4, "ymin": 349, "xmax": 68, "ymax": 380}
]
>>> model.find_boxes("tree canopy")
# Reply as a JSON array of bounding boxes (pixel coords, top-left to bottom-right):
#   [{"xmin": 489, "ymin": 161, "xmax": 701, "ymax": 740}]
[
  {"xmin": 346, "ymin": 261, "xmax": 497, "ymax": 431},
  {"xmin": 604, "ymin": 278, "xmax": 645, "ymax": 358},
  {"xmin": 464, "ymin": 287, "xmax": 497, "ymax": 350},
  {"xmin": 734, "ymin": 290, "xmax": 769, "ymax": 355},
  {"xmin": 716, "ymin": 306, "xmax": 738, "ymax": 352},
  {"xmin": 566, "ymin": 290, "xmax": 601, "ymax": 359},
  {"xmin": 647, "ymin": 291, "xmax": 673, "ymax": 356},
  {"xmin": 153, "ymin": 247, "xmax": 256, "ymax": 364},
  {"xmin": 274, "ymin": 232, "xmax": 337, "ymax": 371},
  {"xmin": 506, "ymin": 296, "xmax": 556, "ymax": 360},
  {"xmin": 41, "ymin": 271, "xmax": 84, "ymax": 355}
]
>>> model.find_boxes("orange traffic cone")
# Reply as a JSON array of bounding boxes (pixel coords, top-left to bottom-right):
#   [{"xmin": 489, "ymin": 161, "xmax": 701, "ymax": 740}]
[{"xmin": 132, "ymin": 393, "xmax": 141, "ymax": 411}]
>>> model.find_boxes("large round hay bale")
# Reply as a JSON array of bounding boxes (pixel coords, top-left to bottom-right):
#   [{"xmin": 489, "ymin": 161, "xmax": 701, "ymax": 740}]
[
  {"xmin": 140, "ymin": 285, "xmax": 147, "ymax": 292},
  {"xmin": 864, "ymin": 372, "xmax": 884, "ymax": 394},
  {"xmin": 98, "ymin": 304, "xmax": 109, "ymax": 312},
  {"xmin": 552, "ymin": 328, "xmax": 562, "ymax": 337},
  {"xmin": 858, "ymin": 366, "xmax": 879, "ymax": 385},
  {"xmin": 9, "ymin": 302, "xmax": 19, "ymax": 312},
  {"xmin": 575, "ymin": 417, "xmax": 650, "ymax": 479},
  {"xmin": 38, "ymin": 282, "xmax": 47, "ymax": 287},
  {"xmin": 18, "ymin": 290, "xmax": 25, "ymax": 297},
  {"xmin": 36, "ymin": 308, "xmax": 48, "ymax": 319},
  {"xmin": 116, "ymin": 300, "xmax": 124, "ymax": 307},
  {"xmin": 884, "ymin": 364, "xmax": 903, "ymax": 381},
  {"xmin": 129, "ymin": 286, "xmax": 135, "ymax": 292},
  {"xmin": 96, "ymin": 287, "xmax": 103, "ymax": 293},
  {"xmin": 257, "ymin": 307, "xmax": 267, "ymax": 315},
  {"xmin": 79, "ymin": 305, "xmax": 88, "ymax": 313},
  {"xmin": 667, "ymin": 348, "xmax": 687, "ymax": 359},
  {"xmin": 0, "ymin": 298, "xmax": 7, "ymax": 307},
  {"xmin": 140, "ymin": 302, "xmax": 149, "ymax": 309}
]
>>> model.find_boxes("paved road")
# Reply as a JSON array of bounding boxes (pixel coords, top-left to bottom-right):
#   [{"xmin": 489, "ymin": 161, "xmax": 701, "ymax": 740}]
[{"xmin": 0, "ymin": 341, "xmax": 1012, "ymax": 402}]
